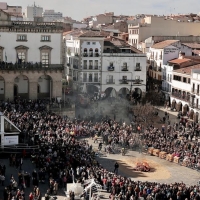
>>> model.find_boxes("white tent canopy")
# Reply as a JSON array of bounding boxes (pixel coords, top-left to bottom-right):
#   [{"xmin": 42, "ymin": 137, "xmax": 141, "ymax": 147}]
[{"xmin": 110, "ymin": 89, "xmax": 117, "ymax": 98}]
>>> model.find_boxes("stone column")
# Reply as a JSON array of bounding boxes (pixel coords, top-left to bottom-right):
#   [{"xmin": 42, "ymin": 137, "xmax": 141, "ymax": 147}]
[
  {"xmin": 29, "ymin": 82, "xmax": 38, "ymax": 100},
  {"xmin": 5, "ymin": 82, "xmax": 14, "ymax": 101},
  {"xmin": 52, "ymin": 80, "xmax": 62, "ymax": 98}
]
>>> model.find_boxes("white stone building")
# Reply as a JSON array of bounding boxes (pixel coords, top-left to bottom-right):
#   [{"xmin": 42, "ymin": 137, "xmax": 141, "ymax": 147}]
[
  {"xmin": 63, "ymin": 30, "xmax": 104, "ymax": 93},
  {"xmin": 24, "ymin": 3, "xmax": 43, "ymax": 21},
  {"xmin": 170, "ymin": 65, "xmax": 200, "ymax": 122},
  {"xmin": 102, "ymin": 39, "xmax": 146, "ymax": 97},
  {"xmin": 0, "ymin": 10, "xmax": 64, "ymax": 100},
  {"xmin": 64, "ymin": 30, "xmax": 147, "ymax": 97},
  {"xmin": 42, "ymin": 10, "xmax": 63, "ymax": 22}
]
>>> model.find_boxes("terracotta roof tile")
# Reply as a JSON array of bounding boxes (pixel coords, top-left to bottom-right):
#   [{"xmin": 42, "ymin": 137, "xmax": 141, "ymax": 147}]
[
  {"xmin": 182, "ymin": 43, "xmax": 200, "ymax": 49},
  {"xmin": 151, "ymin": 40, "xmax": 179, "ymax": 49},
  {"xmin": 173, "ymin": 64, "xmax": 200, "ymax": 75},
  {"xmin": 168, "ymin": 58, "xmax": 191, "ymax": 64}
]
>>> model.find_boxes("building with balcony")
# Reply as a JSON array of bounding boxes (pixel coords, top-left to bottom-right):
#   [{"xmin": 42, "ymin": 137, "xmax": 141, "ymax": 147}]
[
  {"xmin": 0, "ymin": 10, "xmax": 65, "ymax": 100},
  {"xmin": 64, "ymin": 30, "xmax": 104, "ymax": 93},
  {"xmin": 102, "ymin": 38, "xmax": 146, "ymax": 98},
  {"xmin": 170, "ymin": 64, "xmax": 200, "ymax": 122}
]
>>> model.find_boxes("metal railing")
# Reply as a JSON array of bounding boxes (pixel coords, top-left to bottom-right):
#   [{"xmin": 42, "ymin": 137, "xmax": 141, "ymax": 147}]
[
  {"xmin": 82, "ymin": 53, "xmax": 99, "ymax": 57},
  {"xmin": 106, "ymin": 79, "xmax": 115, "ymax": 84},
  {"xmin": 82, "ymin": 78, "xmax": 100, "ymax": 83},
  {"xmin": 0, "ymin": 62, "xmax": 64, "ymax": 70},
  {"xmin": 108, "ymin": 66, "xmax": 115, "ymax": 71}
]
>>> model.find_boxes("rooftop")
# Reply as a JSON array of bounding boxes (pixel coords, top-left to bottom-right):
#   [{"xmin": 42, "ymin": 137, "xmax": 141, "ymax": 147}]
[
  {"xmin": 182, "ymin": 43, "xmax": 200, "ymax": 49},
  {"xmin": 151, "ymin": 40, "xmax": 179, "ymax": 49},
  {"xmin": 173, "ymin": 64, "xmax": 200, "ymax": 75},
  {"xmin": 168, "ymin": 58, "xmax": 191, "ymax": 64},
  {"xmin": 79, "ymin": 30, "xmax": 105, "ymax": 37}
]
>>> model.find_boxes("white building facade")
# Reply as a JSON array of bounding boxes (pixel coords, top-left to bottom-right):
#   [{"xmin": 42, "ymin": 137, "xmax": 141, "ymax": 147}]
[
  {"xmin": 42, "ymin": 10, "xmax": 63, "ymax": 22},
  {"xmin": 0, "ymin": 11, "xmax": 64, "ymax": 100},
  {"xmin": 102, "ymin": 53, "xmax": 146, "ymax": 97},
  {"xmin": 24, "ymin": 4, "xmax": 43, "ymax": 21}
]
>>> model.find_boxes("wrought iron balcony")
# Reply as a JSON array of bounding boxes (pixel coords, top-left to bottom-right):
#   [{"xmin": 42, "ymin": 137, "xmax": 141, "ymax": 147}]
[
  {"xmin": 83, "ymin": 53, "xmax": 88, "ymax": 57},
  {"xmin": 0, "ymin": 62, "xmax": 64, "ymax": 70},
  {"xmin": 171, "ymin": 92, "xmax": 190, "ymax": 102},
  {"xmin": 121, "ymin": 67, "xmax": 128, "ymax": 71},
  {"xmin": 162, "ymin": 76, "xmax": 166, "ymax": 80},
  {"xmin": 108, "ymin": 66, "xmax": 114, "ymax": 71},
  {"xmin": 119, "ymin": 79, "xmax": 129, "ymax": 84},
  {"xmin": 82, "ymin": 78, "xmax": 100, "ymax": 83},
  {"xmin": 134, "ymin": 66, "xmax": 141, "ymax": 71},
  {"xmin": 106, "ymin": 79, "xmax": 115, "ymax": 84}
]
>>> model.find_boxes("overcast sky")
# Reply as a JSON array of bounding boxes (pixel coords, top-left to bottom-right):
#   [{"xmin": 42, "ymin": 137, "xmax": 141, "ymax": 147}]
[{"xmin": 5, "ymin": 0, "xmax": 200, "ymax": 20}]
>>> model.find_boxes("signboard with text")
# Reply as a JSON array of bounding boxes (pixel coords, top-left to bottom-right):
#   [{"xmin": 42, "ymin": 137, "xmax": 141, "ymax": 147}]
[
  {"xmin": 4, "ymin": 136, "xmax": 18, "ymax": 146},
  {"xmin": 164, "ymin": 48, "xmax": 178, "ymax": 54}
]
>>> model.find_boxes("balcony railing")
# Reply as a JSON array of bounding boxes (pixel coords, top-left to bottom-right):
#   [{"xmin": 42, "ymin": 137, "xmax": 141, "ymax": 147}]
[
  {"xmin": 106, "ymin": 79, "xmax": 115, "ymax": 84},
  {"xmin": 119, "ymin": 79, "xmax": 129, "ymax": 84},
  {"xmin": 82, "ymin": 53, "xmax": 100, "ymax": 57},
  {"xmin": 108, "ymin": 66, "xmax": 114, "ymax": 71},
  {"xmin": 134, "ymin": 67, "xmax": 141, "ymax": 71},
  {"xmin": 73, "ymin": 77, "xmax": 77, "ymax": 81},
  {"xmin": 82, "ymin": 78, "xmax": 100, "ymax": 83},
  {"xmin": 171, "ymin": 92, "xmax": 190, "ymax": 102},
  {"xmin": 0, "ymin": 62, "xmax": 64, "ymax": 70},
  {"xmin": 121, "ymin": 67, "xmax": 128, "ymax": 71},
  {"xmin": 162, "ymin": 76, "xmax": 166, "ymax": 80}
]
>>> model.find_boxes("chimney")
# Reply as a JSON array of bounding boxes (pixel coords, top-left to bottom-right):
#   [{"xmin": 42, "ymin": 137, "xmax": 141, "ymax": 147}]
[{"xmin": 179, "ymin": 51, "xmax": 185, "ymax": 59}]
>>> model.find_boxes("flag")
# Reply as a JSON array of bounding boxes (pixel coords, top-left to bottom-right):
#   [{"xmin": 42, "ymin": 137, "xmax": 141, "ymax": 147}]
[{"xmin": 5, "ymin": 52, "xmax": 7, "ymax": 62}]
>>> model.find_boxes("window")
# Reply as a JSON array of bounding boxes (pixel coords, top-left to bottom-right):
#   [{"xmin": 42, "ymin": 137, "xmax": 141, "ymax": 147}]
[
  {"xmin": 41, "ymin": 35, "xmax": 51, "ymax": 41},
  {"xmin": 17, "ymin": 35, "xmax": 27, "ymax": 41},
  {"xmin": 83, "ymin": 73, "xmax": 87, "ymax": 82},
  {"xmin": 94, "ymin": 73, "xmax": 98, "ymax": 82},
  {"xmin": 107, "ymin": 75, "xmax": 114, "ymax": 83},
  {"xmin": 92, "ymin": 42, "xmax": 96, "ymax": 45},
  {"xmin": 173, "ymin": 75, "xmax": 181, "ymax": 81},
  {"xmin": 183, "ymin": 77, "xmax": 187, "ymax": 83},
  {"xmin": 122, "ymin": 62, "xmax": 128, "ymax": 71},
  {"xmin": 135, "ymin": 76, "xmax": 140, "ymax": 82},
  {"xmin": 89, "ymin": 73, "xmax": 93, "ymax": 82},
  {"xmin": 89, "ymin": 60, "xmax": 93, "ymax": 69},
  {"xmin": 89, "ymin": 48, "xmax": 93, "ymax": 57},
  {"xmin": 110, "ymin": 62, "xmax": 113, "ymax": 67},
  {"xmin": 83, "ymin": 60, "xmax": 87, "ymax": 69},
  {"xmin": 135, "ymin": 63, "xmax": 141, "ymax": 71},
  {"xmin": 122, "ymin": 76, "xmax": 127, "ymax": 80},
  {"xmin": 188, "ymin": 78, "xmax": 190, "ymax": 84},
  {"xmin": 41, "ymin": 52, "xmax": 49, "ymax": 67},
  {"xmin": 39, "ymin": 45, "xmax": 52, "ymax": 66},
  {"xmin": 17, "ymin": 52, "xmax": 26, "ymax": 63},
  {"xmin": 94, "ymin": 60, "xmax": 98, "ymax": 69},
  {"xmin": 87, "ymin": 42, "xmax": 90, "ymax": 45}
]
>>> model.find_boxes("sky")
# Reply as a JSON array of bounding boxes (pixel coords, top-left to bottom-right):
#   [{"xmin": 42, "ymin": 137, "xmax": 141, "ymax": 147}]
[{"xmin": 4, "ymin": 0, "xmax": 200, "ymax": 21}]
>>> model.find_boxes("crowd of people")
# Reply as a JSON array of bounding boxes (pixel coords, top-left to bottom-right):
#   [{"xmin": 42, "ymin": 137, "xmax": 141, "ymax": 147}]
[{"xmin": 1, "ymin": 98, "xmax": 200, "ymax": 200}]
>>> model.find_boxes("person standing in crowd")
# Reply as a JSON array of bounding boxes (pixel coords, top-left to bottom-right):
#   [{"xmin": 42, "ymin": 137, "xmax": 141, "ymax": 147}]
[{"xmin": 114, "ymin": 162, "xmax": 119, "ymax": 174}]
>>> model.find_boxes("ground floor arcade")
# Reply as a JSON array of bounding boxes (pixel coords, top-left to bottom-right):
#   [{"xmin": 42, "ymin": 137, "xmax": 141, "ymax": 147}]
[{"xmin": 0, "ymin": 69, "xmax": 63, "ymax": 101}]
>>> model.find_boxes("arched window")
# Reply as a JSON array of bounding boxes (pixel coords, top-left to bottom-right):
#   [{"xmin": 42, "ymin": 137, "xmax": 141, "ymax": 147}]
[{"xmin": 95, "ymin": 48, "xmax": 99, "ymax": 57}]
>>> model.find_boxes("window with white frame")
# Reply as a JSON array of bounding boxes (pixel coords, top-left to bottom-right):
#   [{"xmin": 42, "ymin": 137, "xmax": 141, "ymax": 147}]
[
  {"xmin": 83, "ymin": 60, "xmax": 87, "ymax": 69},
  {"xmin": 17, "ymin": 52, "xmax": 26, "ymax": 63},
  {"xmin": 94, "ymin": 60, "xmax": 98, "ymax": 69},
  {"xmin": 41, "ymin": 52, "xmax": 49, "ymax": 67},
  {"xmin": 41, "ymin": 35, "xmax": 51, "ymax": 41},
  {"xmin": 17, "ymin": 35, "xmax": 27, "ymax": 41}
]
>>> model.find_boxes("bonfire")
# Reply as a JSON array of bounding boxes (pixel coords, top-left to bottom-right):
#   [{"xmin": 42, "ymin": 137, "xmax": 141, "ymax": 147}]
[{"xmin": 134, "ymin": 161, "xmax": 150, "ymax": 172}]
